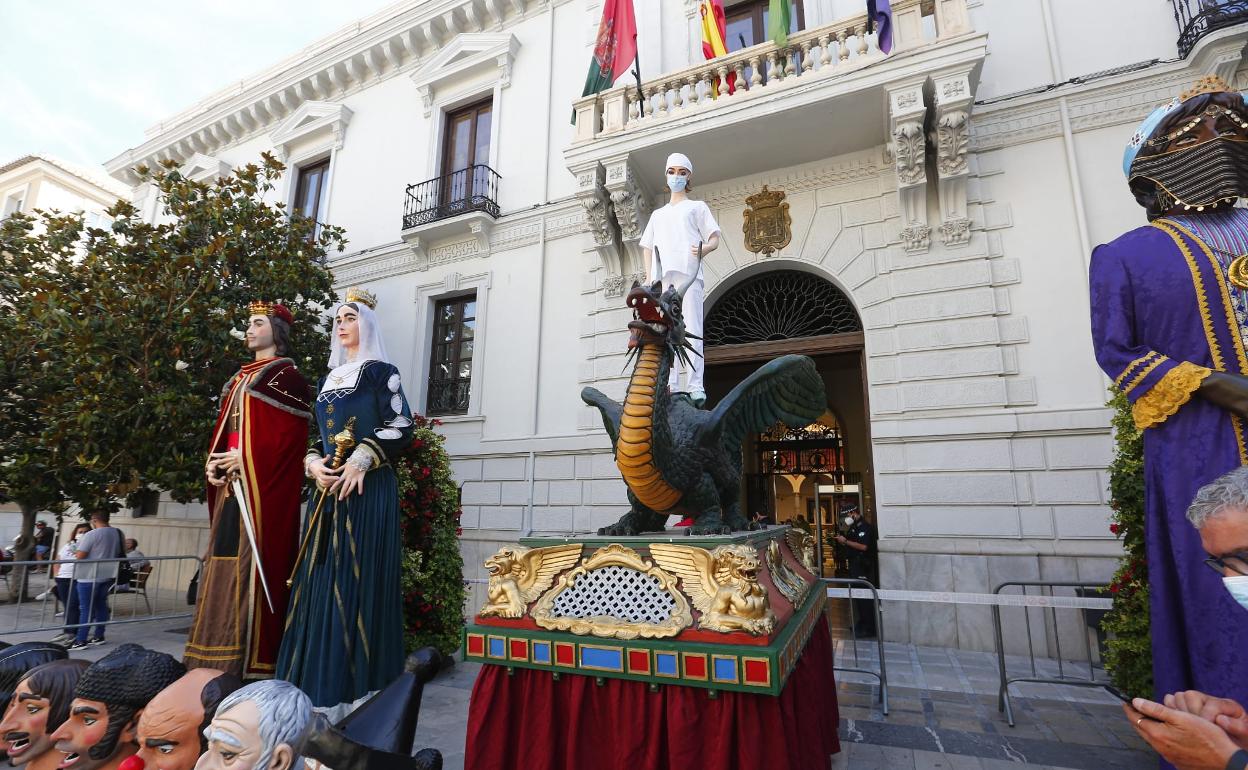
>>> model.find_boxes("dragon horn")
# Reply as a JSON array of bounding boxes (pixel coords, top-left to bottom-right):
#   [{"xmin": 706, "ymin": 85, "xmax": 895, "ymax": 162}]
[
  {"xmin": 682, "ymin": 341, "xmax": 704, "ymax": 359},
  {"xmin": 676, "ymin": 243, "xmax": 704, "ymax": 299},
  {"xmin": 684, "ymin": 331, "xmax": 702, "ymax": 340}
]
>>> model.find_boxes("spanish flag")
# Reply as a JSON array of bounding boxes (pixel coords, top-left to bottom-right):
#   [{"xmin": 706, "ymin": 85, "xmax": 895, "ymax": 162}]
[{"xmin": 699, "ymin": 0, "xmax": 735, "ymax": 95}]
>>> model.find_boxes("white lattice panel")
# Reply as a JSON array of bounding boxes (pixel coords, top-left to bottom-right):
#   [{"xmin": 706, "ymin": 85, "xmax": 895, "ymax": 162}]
[{"xmin": 550, "ymin": 566, "xmax": 675, "ymax": 624}]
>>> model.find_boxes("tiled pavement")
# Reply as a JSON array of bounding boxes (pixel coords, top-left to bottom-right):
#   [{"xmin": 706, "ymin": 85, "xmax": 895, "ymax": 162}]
[{"xmin": 0, "ymin": 597, "xmax": 1156, "ymax": 768}]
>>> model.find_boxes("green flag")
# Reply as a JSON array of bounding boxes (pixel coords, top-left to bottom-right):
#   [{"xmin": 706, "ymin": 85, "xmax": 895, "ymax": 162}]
[{"xmin": 768, "ymin": 0, "xmax": 791, "ymax": 47}]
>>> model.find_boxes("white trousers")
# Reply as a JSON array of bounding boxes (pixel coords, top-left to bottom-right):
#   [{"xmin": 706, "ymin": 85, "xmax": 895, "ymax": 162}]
[{"xmin": 664, "ymin": 271, "xmax": 704, "ymax": 393}]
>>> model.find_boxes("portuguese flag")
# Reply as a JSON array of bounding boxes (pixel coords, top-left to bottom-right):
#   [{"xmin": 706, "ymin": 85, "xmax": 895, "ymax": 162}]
[{"xmin": 581, "ymin": 0, "xmax": 638, "ymax": 101}]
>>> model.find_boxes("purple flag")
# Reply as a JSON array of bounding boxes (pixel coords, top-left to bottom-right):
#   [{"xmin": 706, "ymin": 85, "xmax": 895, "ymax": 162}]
[{"xmin": 867, "ymin": 0, "xmax": 893, "ymax": 53}]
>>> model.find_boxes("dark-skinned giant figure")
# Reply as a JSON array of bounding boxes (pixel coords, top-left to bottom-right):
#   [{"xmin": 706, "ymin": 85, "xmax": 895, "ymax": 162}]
[{"xmin": 1091, "ymin": 75, "xmax": 1248, "ymax": 710}]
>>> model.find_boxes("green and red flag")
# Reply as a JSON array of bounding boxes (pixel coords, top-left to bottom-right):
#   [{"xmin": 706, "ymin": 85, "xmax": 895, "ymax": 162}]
[{"xmin": 582, "ymin": 0, "xmax": 639, "ymax": 99}]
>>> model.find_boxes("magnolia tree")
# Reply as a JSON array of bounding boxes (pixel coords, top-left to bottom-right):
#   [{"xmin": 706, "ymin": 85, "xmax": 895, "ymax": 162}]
[{"xmin": 0, "ymin": 155, "xmax": 344, "ymax": 596}]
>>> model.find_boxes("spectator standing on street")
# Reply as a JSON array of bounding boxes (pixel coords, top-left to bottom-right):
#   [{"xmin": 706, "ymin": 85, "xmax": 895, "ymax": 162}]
[
  {"xmin": 47, "ymin": 524, "xmax": 90, "ymax": 629},
  {"xmin": 68, "ymin": 512, "xmax": 124, "ymax": 650},
  {"xmin": 33, "ymin": 521, "xmax": 53, "ymax": 570}
]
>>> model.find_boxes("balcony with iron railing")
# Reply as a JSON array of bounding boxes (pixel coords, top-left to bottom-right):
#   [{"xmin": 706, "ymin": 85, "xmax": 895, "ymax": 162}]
[
  {"xmin": 1173, "ymin": 0, "xmax": 1248, "ymax": 57},
  {"xmin": 399, "ymin": 164, "xmax": 501, "ymax": 267},
  {"xmin": 566, "ymin": 0, "xmax": 982, "ymax": 186}
]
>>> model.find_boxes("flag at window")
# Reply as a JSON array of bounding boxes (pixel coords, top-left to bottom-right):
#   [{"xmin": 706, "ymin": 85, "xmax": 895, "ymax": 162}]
[
  {"xmin": 699, "ymin": 0, "xmax": 735, "ymax": 95},
  {"xmin": 867, "ymin": 0, "xmax": 894, "ymax": 53},
  {"xmin": 768, "ymin": 0, "xmax": 791, "ymax": 47},
  {"xmin": 581, "ymin": 0, "xmax": 639, "ymax": 100}
]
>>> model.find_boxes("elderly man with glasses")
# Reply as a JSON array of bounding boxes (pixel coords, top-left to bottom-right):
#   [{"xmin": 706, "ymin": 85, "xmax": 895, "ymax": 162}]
[{"xmin": 1125, "ymin": 466, "xmax": 1248, "ymax": 769}]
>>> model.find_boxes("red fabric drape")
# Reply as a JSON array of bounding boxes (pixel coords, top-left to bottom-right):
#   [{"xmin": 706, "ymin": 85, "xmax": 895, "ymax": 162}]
[{"xmin": 465, "ymin": 622, "xmax": 840, "ymax": 770}]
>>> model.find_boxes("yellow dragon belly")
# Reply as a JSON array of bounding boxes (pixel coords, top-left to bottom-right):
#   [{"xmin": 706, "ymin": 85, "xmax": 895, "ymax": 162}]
[{"xmin": 616, "ymin": 345, "xmax": 682, "ymax": 511}]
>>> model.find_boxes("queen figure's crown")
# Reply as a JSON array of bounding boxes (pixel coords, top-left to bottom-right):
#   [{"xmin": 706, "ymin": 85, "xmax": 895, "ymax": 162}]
[{"xmin": 344, "ymin": 287, "xmax": 378, "ymax": 309}]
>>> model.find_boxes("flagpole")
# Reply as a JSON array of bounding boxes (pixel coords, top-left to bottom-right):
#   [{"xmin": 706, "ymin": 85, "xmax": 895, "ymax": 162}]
[{"xmin": 633, "ymin": 52, "xmax": 644, "ymax": 117}]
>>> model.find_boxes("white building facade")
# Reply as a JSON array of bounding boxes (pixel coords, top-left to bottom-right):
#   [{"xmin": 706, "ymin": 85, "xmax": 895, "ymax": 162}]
[{"xmin": 104, "ymin": 0, "xmax": 1242, "ymax": 652}]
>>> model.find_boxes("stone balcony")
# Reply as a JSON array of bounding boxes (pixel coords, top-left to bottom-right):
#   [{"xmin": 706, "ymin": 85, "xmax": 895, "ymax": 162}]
[{"xmin": 564, "ymin": 0, "xmax": 986, "ymax": 292}]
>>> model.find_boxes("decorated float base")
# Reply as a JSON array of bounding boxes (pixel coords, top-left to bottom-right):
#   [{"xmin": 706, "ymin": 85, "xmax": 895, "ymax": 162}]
[{"xmin": 463, "ymin": 527, "xmax": 840, "ymax": 770}]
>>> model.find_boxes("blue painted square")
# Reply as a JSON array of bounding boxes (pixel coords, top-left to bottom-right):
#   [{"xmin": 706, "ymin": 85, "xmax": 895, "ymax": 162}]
[
  {"xmin": 532, "ymin": 642, "xmax": 551, "ymax": 664},
  {"xmin": 488, "ymin": 638, "xmax": 505, "ymax": 658},
  {"xmin": 581, "ymin": 647, "xmax": 623, "ymax": 671},
  {"xmin": 713, "ymin": 657, "xmax": 737, "ymax": 682},
  {"xmin": 655, "ymin": 653, "xmax": 678, "ymax": 676}
]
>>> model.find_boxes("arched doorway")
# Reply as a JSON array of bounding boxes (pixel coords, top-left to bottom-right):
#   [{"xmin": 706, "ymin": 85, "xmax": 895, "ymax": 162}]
[{"xmin": 703, "ymin": 269, "xmax": 872, "ymax": 579}]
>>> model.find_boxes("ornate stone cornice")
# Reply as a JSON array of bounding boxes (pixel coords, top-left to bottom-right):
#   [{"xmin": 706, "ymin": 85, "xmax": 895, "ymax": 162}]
[
  {"xmin": 697, "ymin": 148, "xmax": 886, "ymax": 209},
  {"xmin": 970, "ymin": 32, "xmax": 1248, "ymax": 152},
  {"xmin": 105, "ymin": 0, "xmax": 564, "ymax": 184}
]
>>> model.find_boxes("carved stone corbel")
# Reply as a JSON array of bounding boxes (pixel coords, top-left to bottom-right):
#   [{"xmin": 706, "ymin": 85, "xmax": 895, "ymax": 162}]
[
  {"xmin": 572, "ymin": 162, "xmax": 625, "ymax": 292},
  {"xmin": 887, "ymin": 80, "xmax": 930, "ymax": 254},
  {"xmin": 932, "ymin": 68, "xmax": 974, "ymax": 247},
  {"xmin": 603, "ymin": 155, "xmax": 653, "ymax": 278}
]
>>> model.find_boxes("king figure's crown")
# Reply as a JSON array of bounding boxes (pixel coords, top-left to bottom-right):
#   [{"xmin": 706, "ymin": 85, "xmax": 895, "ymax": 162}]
[
  {"xmin": 344, "ymin": 287, "xmax": 378, "ymax": 309},
  {"xmin": 248, "ymin": 301, "xmax": 294, "ymax": 324},
  {"xmin": 1180, "ymin": 75, "xmax": 1235, "ymax": 103}
]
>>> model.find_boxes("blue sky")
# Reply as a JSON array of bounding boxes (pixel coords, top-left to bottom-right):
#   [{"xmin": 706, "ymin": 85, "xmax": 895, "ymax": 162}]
[{"xmin": 0, "ymin": 0, "xmax": 398, "ymax": 168}]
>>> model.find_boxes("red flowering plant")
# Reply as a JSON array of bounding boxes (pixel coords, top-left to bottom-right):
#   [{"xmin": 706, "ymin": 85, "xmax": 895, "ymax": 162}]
[
  {"xmin": 394, "ymin": 414, "xmax": 465, "ymax": 657},
  {"xmin": 1101, "ymin": 390, "xmax": 1151, "ymax": 698}
]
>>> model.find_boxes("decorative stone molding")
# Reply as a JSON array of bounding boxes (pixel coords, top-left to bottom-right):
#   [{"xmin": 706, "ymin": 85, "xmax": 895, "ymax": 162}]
[
  {"xmin": 602, "ymin": 273, "xmax": 627, "ymax": 298},
  {"xmin": 269, "ymin": 101, "xmax": 353, "ymax": 161},
  {"xmin": 177, "ymin": 153, "xmax": 231, "ymax": 183},
  {"xmin": 603, "ymin": 155, "xmax": 652, "ymax": 276},
  {"xmin": 932, "ymin": 67, "xmax": 974, "ymax": 247},
  {"xmin": 573, "ymin": 162, "xmax": 624, "ymax": 282},
  {"xmin": 887, "ymin": 79, "xmax": 930, "ymax": 254},
  {"xmin": 410, "ymin": 33, "xmax": 519, "ymax": 117}
]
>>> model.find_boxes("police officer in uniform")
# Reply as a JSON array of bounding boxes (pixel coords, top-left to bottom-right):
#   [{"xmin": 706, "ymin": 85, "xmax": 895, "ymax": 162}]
[{"xmin": 835, "ymin": 505, "xmax": 878, "ymax": 637}]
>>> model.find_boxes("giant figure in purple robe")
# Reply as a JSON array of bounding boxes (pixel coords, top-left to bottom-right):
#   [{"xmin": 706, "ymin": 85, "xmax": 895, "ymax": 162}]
[{"xmin": 1091, "ymin": 75, "xmax": 1248, "ymax": 708}]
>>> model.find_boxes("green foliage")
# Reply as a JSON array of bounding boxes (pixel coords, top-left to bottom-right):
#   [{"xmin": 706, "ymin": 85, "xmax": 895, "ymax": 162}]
[
  {"xmin": 394, "ymin": 417, "xmax": 466, "ymax": 656},
  {"xmin": 0, "ymin": 154, "xmax": 344, "ymax": 518},
  {"xmin": 1101, "ymin": 389, "xmax": 1153, "ymax": 698}
]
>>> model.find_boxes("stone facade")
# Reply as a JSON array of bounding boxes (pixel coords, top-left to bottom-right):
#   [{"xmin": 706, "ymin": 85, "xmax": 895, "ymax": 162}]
[{"xmin": 102, "ymin": 0, "xmax": 1241, "ymax": 654}]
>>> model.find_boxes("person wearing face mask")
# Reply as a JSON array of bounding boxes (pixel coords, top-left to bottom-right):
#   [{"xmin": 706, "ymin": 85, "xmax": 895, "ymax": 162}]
[
  {"xmin": 1122, "ymin": 468, "xmax": 1248, "ymax": 770},
  {"xmin": 1091, "ymin": 75, "xmax": 1248, "ymax": 712},
  {"xmin": 638, "ymin": 152, "xmax": 721, "ymax": 409},
  {"xmin": 833, "ymin": 505, "xmax": 876, "ymax": 637}
]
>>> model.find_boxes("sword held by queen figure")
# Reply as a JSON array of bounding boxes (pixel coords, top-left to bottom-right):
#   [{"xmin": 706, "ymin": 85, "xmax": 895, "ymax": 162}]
[{"xmin": 287, "ymin": 415, "xmax": 357, "ymax": 588}]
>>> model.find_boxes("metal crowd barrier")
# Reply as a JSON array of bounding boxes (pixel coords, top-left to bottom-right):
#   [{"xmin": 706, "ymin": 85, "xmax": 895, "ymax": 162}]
[
  {"xmin": 824, "ymin": 577, "xmax": 890, "ymax": 715},
  {"xmin": 990, "ymin": 580, "xmax": 1115, "ymax": 726},
  {"xmin": 0, "ymin": 555, "xmax": 200, "ymax": 636}
]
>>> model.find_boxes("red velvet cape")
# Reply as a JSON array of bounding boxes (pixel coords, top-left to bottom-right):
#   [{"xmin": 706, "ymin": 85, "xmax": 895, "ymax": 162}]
[
  {"xmin": 187, "ymin": 357, "xmax": 310, "ymax": 677},
  {"xmin": 465, "ymin": 621, "xmax": 840, "ymax": 770}
]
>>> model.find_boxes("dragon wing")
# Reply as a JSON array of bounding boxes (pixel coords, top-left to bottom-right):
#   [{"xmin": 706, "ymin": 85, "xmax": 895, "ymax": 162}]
[
  {"xmin": 649, "ymin": 543, "xmax": 720, "ymax": 615},
  {"xmin": 580, "ymin": 387, "xmax": 623, "ymax": 449},
  {"xmin": 515, "ymin": 544, "xmax": 584, "ymax": 604},
  {"xmin": 700, "ymin": 354, "xmax": 826, "ymax": 455}
]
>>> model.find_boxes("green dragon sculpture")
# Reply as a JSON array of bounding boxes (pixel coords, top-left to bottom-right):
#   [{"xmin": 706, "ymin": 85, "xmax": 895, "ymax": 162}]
[{"xmin": 581, "ymin": 269, "xmax": 826, "ymax": 536}]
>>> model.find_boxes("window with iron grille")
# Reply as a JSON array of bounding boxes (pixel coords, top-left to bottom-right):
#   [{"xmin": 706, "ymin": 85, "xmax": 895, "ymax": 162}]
[{"xmin": 427, "ymin": 294, "xmax": 476, "ymax": 416}]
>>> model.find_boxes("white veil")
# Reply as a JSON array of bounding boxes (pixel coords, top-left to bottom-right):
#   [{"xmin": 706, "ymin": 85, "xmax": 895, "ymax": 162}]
[{"xmin": 328, "ymin": 301, "xmax": 391, "ymax": 368}]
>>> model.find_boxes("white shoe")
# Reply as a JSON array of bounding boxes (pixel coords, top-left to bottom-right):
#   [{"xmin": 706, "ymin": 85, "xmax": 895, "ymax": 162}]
[
  {"xmin": 35, "ymin": 590, "xmax": 49, "ymax": 601},
  {"xmin": 691, "ymin": 390, "xmax": 707, "ymax": 407},
  {"xmin": 54, "ymin": 611, "xmax": 64, "ymax": 617}
]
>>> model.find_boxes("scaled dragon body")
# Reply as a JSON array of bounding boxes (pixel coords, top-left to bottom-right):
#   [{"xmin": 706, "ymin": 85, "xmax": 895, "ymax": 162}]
[{"xmin": 581, "ymin": 271, "xmax": 826, "ymax": 536}]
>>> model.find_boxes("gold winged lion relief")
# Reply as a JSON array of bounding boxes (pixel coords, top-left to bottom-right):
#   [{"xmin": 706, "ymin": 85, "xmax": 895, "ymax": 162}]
[
  {"xmin": 649, "ymin": 543, "xmax": 776, "ymax": 635},
  {"xmin": 479, "ymin": 543, "xmax": 584, "ymax": 619}
]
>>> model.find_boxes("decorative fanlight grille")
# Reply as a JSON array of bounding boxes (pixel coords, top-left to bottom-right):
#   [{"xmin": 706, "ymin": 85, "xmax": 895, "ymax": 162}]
[{"xmin": 705, "ymin": 271, "xmax": 861, "ymax": 347}]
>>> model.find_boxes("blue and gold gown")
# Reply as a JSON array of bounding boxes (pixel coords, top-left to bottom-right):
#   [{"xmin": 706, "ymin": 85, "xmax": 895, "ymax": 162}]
[{"xmin": 276, "ymin": 359, "xmax": 413, "ymax": 707}]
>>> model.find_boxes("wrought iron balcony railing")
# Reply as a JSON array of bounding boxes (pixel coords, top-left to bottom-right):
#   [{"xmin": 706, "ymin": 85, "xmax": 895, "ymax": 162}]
[
  {"xmin": 427, "ymin": 378, "xmax": 471, "ymax": 417},
  {"xmin": 402, "ymin": 164, "xmax": 500, "ymax": 230},
  {"xmin": 1173, "ymin": 0, "xmax": 1248, "ymax": 57}
]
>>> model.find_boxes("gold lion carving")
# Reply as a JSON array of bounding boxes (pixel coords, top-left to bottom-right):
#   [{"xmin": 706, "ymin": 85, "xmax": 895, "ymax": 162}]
[
  {"xmin": 649, "ymin": 543, "xmax": 776, "ymax": 635},
  {"xmin": 784, "ymin": 527, "xmax": 818, "ymax": 575},
  {"xmin": 479, "ymin": 544, "xmax": 583, "ymax": 619}
]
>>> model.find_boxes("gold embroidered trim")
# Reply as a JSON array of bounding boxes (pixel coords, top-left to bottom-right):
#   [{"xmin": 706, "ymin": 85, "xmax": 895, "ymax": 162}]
[
  {"xmin": 1115, "ymin": 352, "xmax": 1161, "ymax": 388},
  {"xmin": 1132, "ymin": 361, "xmax": 1213, "ymax": 430},
  {"xmin": 1154, "ymin": 219, "xmax": 1248, "ymax": 462},
  {"xmin": 1122, "ymin": 356, "xmax": 1169, "ymax": 395}
]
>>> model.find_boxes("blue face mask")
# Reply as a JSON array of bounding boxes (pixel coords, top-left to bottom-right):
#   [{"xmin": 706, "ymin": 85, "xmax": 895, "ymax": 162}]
[
  {"xmin": 1225, "ymin": 575, "xmax": 1248, "ymax": 610},
  {"xmin": 666, "ymin": 173, "xmax": 688, "ymax": 192}
]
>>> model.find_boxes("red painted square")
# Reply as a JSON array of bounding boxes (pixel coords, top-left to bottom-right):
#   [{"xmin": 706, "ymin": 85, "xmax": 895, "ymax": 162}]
[
  {"xmin": 627, "ymin": 649, "xmax": 650, "ymax": 674},
  {"xmin": 510, "ymin": 639, "xmax": 528, "ymax": 660},
  {"xmin": 555, "ymin": 642, "xmax": 575, "ymax": 666},
  {"xmin": 684, "ymin": 654, "xmax": 707, "ymax": 679},
  {"xmin": 744, "ymin": 659, "xmax": 770, "ymax": 685},
  {"xmin": 466, "ymin": 635, "xmax": 484, "ymax": 657}
]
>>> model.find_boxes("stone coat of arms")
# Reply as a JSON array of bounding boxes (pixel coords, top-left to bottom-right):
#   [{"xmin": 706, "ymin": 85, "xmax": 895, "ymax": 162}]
[{"xmin": 743, "ymin": 185, "xmax": 792, "ymax": 257}]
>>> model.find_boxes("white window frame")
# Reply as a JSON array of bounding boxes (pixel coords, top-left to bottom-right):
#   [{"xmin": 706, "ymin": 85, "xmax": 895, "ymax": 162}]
[
  {"xmin": 413, "ymin": 270, "xmax": 491, "ymax": 421},
  {"xmin": 269, "ymin": 101, "xmax": 352, "ymax": 224}
]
